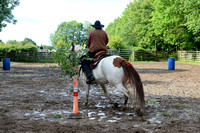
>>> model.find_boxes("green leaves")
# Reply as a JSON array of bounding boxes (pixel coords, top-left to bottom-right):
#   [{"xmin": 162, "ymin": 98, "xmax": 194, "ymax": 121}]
[
  {"xmin": 0, "ymin": 43, "xmax": 38, "ymax": 53},
  {"xmin": 0, "ymin": 0, "xmax": 20, "ymax": 31},
  {"xmin": 50, "ymin": 21, "xmax": 93, "ymax": 49},
  {"xmin": 53, "ymin": 113, "xmax": 62, "ymax": 118},
  {"xmin": 106, "ymin": 0, "xmax": 200, "ymax": 51},
  {"xmin": 53, "ymin": 45, "xmax": 87, "ymax": 78}
]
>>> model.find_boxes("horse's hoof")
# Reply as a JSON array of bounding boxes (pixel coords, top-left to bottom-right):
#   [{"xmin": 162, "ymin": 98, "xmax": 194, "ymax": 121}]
[
  {"xmin": 120, "ymin": 106, "xmax": 126, "ymax": 111},
  {"xmin": 133, "ymin": 108, "xmax": 143, "ymax": 116},
  {"xmin": 83, "ymin": 102, "xmax": 88, "ymax": 106},
  {"xmin": 114, "ymin": 103, "xmax": 118, "ymax": 108}
]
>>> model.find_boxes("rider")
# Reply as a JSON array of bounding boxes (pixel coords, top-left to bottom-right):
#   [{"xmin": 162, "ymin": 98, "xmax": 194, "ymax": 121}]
[{"xmin": 82, "ymin": 20, "xmax": 109, "ymax": 84}]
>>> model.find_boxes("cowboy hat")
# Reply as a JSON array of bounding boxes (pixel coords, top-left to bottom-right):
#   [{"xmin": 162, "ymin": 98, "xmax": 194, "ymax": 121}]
[{"xmin": 91, "ymin": 20, "xmax": 104, "ymax": 29}]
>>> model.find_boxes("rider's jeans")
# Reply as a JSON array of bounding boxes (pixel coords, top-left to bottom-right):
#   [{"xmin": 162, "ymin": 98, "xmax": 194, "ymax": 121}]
[{"xmin": 81, "ymin": 51, "xmax": 97, "ymax": 77}]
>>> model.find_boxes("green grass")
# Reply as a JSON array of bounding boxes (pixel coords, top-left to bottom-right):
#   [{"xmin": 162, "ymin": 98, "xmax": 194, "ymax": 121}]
[
  {"xmin": 12, "ymin": 74, "xmax": 31, "ymax": 77},
  {"xmin": 177, "ymin": 61, "xmax": 200, "ymax": 65},
  {"xmin": 172, "ymin": 104, "xmax": 187, "ymax": 107}
]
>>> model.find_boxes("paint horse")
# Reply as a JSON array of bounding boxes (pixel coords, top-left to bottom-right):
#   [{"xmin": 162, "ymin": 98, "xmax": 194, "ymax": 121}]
[{"xmin": 71, "ymin": 44, "xmax": 145, "ymax": 115}]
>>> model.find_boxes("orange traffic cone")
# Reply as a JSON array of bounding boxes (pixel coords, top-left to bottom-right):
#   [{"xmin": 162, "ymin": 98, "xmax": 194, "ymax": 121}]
[
  {"xmin": 73, "ymin": 75, "xmax": 78, "ymax": 114},
  {"xmin": 67, "ymin": 75, "xmax": 84, "ymax": 119}
]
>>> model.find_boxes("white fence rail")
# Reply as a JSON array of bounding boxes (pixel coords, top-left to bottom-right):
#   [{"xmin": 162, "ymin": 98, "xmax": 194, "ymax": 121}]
[{"xmin": 178, "ymin": 51, "xmax": 200, "ymax": 62}]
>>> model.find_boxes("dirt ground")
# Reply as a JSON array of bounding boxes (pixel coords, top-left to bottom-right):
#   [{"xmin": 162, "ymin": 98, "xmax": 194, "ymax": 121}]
[{"xmin": 0, "ymin": 62, "xmax": 200, "ymax": 133}]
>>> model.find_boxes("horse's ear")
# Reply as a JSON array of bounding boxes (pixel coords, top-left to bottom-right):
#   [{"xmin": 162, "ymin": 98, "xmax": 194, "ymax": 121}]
[
  {"xmin": 71, "ymin": 42, "xmax": 74, "ymax": 47},
  {"xmin": 71, "ymin": 42, "xmax": 75, "ymax": 52}
]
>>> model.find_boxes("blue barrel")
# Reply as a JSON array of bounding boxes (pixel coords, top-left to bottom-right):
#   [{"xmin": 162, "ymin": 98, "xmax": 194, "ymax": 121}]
[
  {"xmin": 3, "ymin": 58, "xmax": 10, "ymax": 70},
  {"xmin": 168, "ymin": 58, "xmax": 175, "ymax": 70}
]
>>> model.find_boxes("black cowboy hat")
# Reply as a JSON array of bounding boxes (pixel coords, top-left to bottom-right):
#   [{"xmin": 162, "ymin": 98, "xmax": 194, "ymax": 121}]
[{"xmin": 91, "ymin": 20, "xmax": 104, "ymax": 29}]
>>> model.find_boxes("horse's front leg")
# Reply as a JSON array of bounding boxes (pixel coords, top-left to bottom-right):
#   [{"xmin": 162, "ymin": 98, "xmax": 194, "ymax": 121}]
[
  {"xmin": 100, "ymin": 84, "xmax": 118, "ymax": 108},
  {"xmin": 84, "ymin": 84, "xmax": 90, "ymax": 106}
]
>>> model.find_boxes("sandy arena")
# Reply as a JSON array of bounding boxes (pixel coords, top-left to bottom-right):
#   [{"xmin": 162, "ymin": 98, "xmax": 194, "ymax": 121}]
[{"xmin": 0, "ymin": 62, "xmax": 200, "ymax": 132}]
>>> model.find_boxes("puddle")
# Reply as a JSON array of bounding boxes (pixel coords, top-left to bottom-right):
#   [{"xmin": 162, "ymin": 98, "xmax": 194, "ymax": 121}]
[
  {"xmin": 112, "ymin": 117, "xmax": 121, "ymax": 120},
  {"xmin": 133, "ymin": 124, "xmax": 140, "ymax": 128},
  {"xmin": 98, "ymin": 112, "xmax": 105, "ymax": 116},
  {"xmin": 33, "ymin": 111, "xmax": 40, "ymax": 115},
  {"xmin": 98, "ymin": 116, "xmax": 107, "ymax": 121},
  {"xmin": 107, "ymin": 120, "xmax": 117, "ymax": 123},
  {"xmin": 39, "ymin": 113, "xmax": 46, "ymax": 117},
  {"xmin": 59, "ymin": 92, "xmax": 68, "ymax": 96},
  {"xmin": 115, "ymin": 112, "xmax": 123, "ymax": 115},
  {"xmin": 95, "ymin": 103, "xmax": 106, "ymax": 108},
  {"xmin": 148, "ymin": 117, "xmax": 161, "ymax": 124},
  {"xmin": 88, "ymin": 112, "xmax": 96, "ymax": 117},
  {"xmin": 126, "ymin": 113, "xmax": 135, "ymax": 116},
  {"xmin": 24, "ymin": 113, "xmax": 30, "ymax": 116}
]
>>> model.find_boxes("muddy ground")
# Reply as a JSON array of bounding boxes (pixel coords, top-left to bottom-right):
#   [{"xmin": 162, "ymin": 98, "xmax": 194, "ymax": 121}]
[{"xmin": 0, "ymin": 62, "xmax": 200, "ymax": 133}]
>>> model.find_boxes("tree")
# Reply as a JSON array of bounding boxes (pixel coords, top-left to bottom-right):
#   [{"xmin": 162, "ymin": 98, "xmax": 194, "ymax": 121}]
[
  {"xmin": 106, "ymin": 0, "xmax": 200, "ymax": 51},
  {"xmin": 106, "ymin": 0, "xmax": 155, "ymax": 50},
  {"xmin": 0, "ymin": 39, "xmax": 4, "ymax": 44},
  {"xmin": 21, "ymin": 38, "xmax": 37, "ymax": 46},
  {"xmin": 122, "ymin": 0, "xmax": 155, "ymax": 49},
  {"xmin": 50, "ymin": 20, "xmax": 94, "ymax": 49},
  {"xmin": 0, "ymin": 0, "xmax": 20, "ymax": 31},
  {"xmin": 106, "ymin": 17, "xmax": 130, "ymax": 50},
  {"xmin": 108, "ymin": 36, "xmax": 126, "ymax": 50},
  {"xmin": 181, "ymin": 0, "xmax": 200, "ymax": 50},
  {"xmin": 6, "ymin": 40, "xmax": 20, "ymax": 45},
  {"xmin": 51, "ymin": 21, "xmax": 84, "ymax": 49},
  {"xmin": 82, "ymin": 21, "xmax": 94, "ymax": 41}
]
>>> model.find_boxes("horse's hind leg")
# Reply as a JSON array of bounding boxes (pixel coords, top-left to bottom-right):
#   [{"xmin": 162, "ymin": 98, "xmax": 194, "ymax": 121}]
[
  {"xmin": 121, "ymin": 94, "xmax": 128, "ymax": 111},
  {"xmin": 100, "ymin": 84, "xmax": 118, "ymax": 108},
  {"xmin": 115, "ymin": 84, "xmax": 134, "ymax": 109}
]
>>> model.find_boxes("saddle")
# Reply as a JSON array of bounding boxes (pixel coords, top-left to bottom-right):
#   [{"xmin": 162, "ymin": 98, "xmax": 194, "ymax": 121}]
[
  {"xmin": 89, "ymin": 51, "xmax": 107, "ymax": 70},
  {"xmin": 79, "ymin": 50, "xmax": 109, "ymax": 76}
]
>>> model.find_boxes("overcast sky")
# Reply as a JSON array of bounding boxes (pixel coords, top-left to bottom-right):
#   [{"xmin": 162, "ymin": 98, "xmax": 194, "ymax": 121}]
[{"xmin": 0, "ymin": 0, "xmax": 131, "ymax": 46}]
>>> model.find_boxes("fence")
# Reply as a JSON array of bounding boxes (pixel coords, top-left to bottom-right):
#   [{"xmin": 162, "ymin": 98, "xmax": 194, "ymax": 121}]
[
  {"xmin": 1, "ymin": 50, "xmax": 199, "ymax": 62},
  {"xmin": 0, "ymin": 51, "xmax": 54, "ymax": 62},
  {"xmin": 0, "ymin": 50, "xmax": 169, "ymax": 62},
  {"xmin": 178, "ymin": 51, "xmax": 200, "ymax": 62},
  {"xmin": 108, "ymin": 49, "xmax": 169, "ymax": 61}
]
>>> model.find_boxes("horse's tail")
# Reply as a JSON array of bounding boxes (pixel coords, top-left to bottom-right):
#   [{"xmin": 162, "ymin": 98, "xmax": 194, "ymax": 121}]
[{"xmin": 121, "ymin": 60, "xmax": 145, "ymax": 109}]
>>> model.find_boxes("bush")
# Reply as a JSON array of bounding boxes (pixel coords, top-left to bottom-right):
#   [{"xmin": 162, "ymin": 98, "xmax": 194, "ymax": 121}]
[
  {"xmin": 0, "ymin": 44, "xmax": 39, "ymax": 62},
  {"xmin": 108, "ymin": 36, "xmax": 127, "ymax": 50}
]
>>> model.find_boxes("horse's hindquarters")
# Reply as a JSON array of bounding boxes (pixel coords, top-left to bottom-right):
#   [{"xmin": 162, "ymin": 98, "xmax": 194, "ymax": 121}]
[{"xmin": 92, "ymin": 56, "xmax": 124, "ymax": 85}]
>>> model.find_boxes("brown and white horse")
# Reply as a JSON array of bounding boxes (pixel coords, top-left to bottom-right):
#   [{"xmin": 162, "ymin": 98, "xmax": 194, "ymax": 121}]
[{"xmin": 71, "ymin": 44, "xmax": 145, "ymax": 115}]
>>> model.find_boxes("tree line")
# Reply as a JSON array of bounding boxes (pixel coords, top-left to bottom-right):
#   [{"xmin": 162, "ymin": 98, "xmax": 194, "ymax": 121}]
[
  {"xmin": 1, "ymin": 0, "xmax": 200, "ymax": 53},
  {"xmin": 106, "ymin": 0, "xmax": 200, "ymax": 52}
]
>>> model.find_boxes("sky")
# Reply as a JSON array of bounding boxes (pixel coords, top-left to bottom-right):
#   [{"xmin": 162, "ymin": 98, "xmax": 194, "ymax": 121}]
[{"xmin": 0, "ymin": 0, "xmax": 131, "ymax": 46}]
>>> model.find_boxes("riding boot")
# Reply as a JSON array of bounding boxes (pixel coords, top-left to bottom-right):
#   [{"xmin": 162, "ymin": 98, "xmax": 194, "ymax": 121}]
[
  {"xmin": 86, "ymin": 74, "xmax": 95, "ymax": 84},
  {"xmin": 82, "ymin": 63, "xmax": 95, "ymax": 84}
]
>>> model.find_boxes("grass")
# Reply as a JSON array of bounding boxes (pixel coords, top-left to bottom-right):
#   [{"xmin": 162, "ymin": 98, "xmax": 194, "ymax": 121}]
[
  {"xmin": 12, "ymin": 74, "xmax": 31, "ymax": 77},
  {"xmin": 177, "ymin": 61, "xmax": 200, "ymax": 65},
  {"xmin": 172, "ymin": 104, "xmax": 187, "ymax": 107}
]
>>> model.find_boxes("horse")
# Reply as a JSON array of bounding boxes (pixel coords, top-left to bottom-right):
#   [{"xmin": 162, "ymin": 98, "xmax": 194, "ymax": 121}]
[{"xmin": 71, "ymin": 44, "xmax": 145, "ymax": 115}]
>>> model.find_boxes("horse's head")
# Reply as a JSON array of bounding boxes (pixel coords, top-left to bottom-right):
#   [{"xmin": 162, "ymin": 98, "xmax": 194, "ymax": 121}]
[
  {"xmin": 70, "ymin": 43, "xmax": 85, "ymax": 53},
  {"xmin": 69, "ymin": 43, "xmax": 86, "ymax": 59}
]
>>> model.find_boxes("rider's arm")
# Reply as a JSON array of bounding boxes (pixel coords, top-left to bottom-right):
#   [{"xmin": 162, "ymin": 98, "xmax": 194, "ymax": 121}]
[
  {"xmin": 105, "ymin": 33, "xmax": 109, "ymax": 45},
  {"xmin": 87, "ymin": 32, "xmax": 92, "ymax": 48}
]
